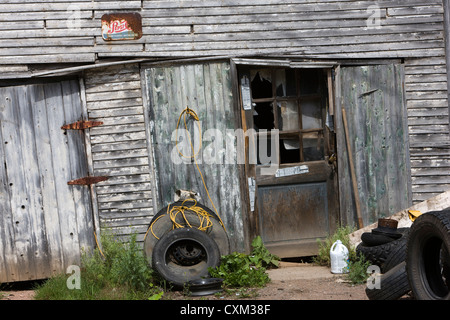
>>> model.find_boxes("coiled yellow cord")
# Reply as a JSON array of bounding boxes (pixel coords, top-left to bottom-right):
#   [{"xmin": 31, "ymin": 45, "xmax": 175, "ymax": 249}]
[{"xmin": 144, "ymin": 107, "xmax": 226, "ymax": 241}]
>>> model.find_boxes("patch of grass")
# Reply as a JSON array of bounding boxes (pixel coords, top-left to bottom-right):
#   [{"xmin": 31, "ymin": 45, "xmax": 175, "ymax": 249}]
[
  {"xmin": 34, "ymin": 233, "xmax": 164, "ymax": 300},
  {"xmin": 313, "ymin": 225, "xmax": 370, "ymax": 285}
]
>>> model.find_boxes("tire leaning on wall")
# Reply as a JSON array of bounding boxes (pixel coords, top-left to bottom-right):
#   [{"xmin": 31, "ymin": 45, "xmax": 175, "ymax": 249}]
[
  {"xmin": 406, "ymin": 208, "xmax": 450, "ymax": 300},
  {"xmin": 152, "ymin": 227, "xmax": 221, "ymax": 288}
]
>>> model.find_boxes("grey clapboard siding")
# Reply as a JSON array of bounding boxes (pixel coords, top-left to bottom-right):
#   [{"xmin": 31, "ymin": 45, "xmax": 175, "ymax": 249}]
[
  {"xmin": 0, "ymin": 80, "xmax": 95, "ymax": 282},
  {"xmin": 144, "ymin": 61, "xmax": 245, "ymax": 252},
  {"xmin": 84, "ymin": 64, "xmax": 155, "ymax": 243},
  {"xmin": 405, "ymin": 57, "xmax": 450, "ymax": 203},
  {"xmin": 0, "ymin": 1, "xmax": 445, "ymax": 61},
  {"xmin": 0, "ymin": 1, "xmax": 447, "ymax": 210}
]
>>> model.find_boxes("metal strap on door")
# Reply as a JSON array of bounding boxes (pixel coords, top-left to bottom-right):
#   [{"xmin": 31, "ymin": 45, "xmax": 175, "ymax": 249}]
[{"xmin": 62, "ymin": 119, "xmax": 108, "ymax": 186}]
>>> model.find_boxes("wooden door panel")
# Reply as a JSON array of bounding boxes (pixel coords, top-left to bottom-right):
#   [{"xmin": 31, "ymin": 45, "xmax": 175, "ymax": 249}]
[
  {"xmin": 337, "ymin": 64, "xmax": 411, "ymax": 227},
  {"xmin": 0, "ymin": 80, "xmax": 94, "ymax": 282},
  {"xmin": 257, "ymin": 182, "xmax": 329, "ymax": 243}
]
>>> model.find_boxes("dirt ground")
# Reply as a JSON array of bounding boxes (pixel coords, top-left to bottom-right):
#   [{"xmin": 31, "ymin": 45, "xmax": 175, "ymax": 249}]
[
  {"xmin": 167, "ymin": 261, "xmax": 369, "ymax": 300},
  {"xmin": 1, "ymin": 261, "xmax": 370, "ymax": 300}
]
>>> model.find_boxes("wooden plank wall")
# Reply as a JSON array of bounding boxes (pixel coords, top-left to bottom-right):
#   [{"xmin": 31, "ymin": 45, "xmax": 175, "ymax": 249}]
[
  {"xmin": 0, "ymin": 1, "xmax": 446, "ymax": 62},
  {"xmin": 145, "ymin": 62, "xmax": 246, "ymax": 252},
  {"xmin": 0, "ymin": 0, "xmax": 448, "ymax": 203},
  {"xmin": 404, "ymin": 57, "xmax": 450, "ymax": 202},
  {"xmin": 84, "ymin": 64, "xmax": 155, "ymax": 244},
  {"xmin": 337, "ymin": 64, "xmax": 411, "ymax": 226},
  {"xmin": 0, "ymin": 80, "xmax": 94, "ymax": 282}
]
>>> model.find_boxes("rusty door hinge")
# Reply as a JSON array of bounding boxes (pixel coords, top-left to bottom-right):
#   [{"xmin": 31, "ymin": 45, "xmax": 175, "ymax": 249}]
[
  {"xmin": 68, "ymin": 176, "xmax": 109, "ymax": 185},
  {"xmin": 62, "ymin": 120, "xmax": 103, "ymax": 130}
]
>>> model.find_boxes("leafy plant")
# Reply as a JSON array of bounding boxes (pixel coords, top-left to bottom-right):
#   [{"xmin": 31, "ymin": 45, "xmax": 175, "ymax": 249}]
[
  {"xmin": 249, "ymin": 236, "xmax": 280, "ymax": 269},
  {"xmin": 208, "ymin": 236, "xmax": 279, "ymax": 288},
  {"xmin": 347, "ymin": 252, "xmax": 371, "ymax": 284}
]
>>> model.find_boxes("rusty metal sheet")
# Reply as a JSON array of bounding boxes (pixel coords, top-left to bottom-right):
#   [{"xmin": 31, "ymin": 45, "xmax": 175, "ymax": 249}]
[
  {"xmin": 68, "ymin": 176, "xmax": 108, "ymax": 185},
  {"xmin": 61, "ymin": 120, "xmax": 103, "ymax": 130},
  {"xmin": 101, "ymin": 13, "xmax": 142, "ymax": 41}
]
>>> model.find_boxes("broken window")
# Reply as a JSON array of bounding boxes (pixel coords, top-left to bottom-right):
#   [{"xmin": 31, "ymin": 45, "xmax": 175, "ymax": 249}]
[{"xmin": 248, "ymin": 67, "xmax": 328, "ymax": 165}]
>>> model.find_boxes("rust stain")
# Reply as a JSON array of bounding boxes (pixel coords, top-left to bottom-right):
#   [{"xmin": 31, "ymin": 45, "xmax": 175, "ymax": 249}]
[
  {"xmin": 68, "ymin": 176, "xmax": 109, "ymax": 185},
  {"xmin": 61, "ymin": 120, "xmax": 103, "ymax": 130}
]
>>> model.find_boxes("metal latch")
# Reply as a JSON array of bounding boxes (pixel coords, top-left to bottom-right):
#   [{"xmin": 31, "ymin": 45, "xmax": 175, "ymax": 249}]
[
  {"xmin": 68, "ymin": 176, "xmax": 109, "ymax": 185},
  {"xmin": 62, "ymin": 120, "xmax": 103, "ymax": 130}
]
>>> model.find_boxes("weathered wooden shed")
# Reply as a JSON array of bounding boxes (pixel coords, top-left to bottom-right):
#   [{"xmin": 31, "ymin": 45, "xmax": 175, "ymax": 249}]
[{"xmin": 1, "ymin": 0, "xmax": 449, "ymax": 282}]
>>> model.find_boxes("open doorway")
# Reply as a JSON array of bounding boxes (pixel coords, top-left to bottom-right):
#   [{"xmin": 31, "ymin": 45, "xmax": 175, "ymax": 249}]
[{"xmin": 238, "ymin": 64, "xmax": 339, "ymax": 258}]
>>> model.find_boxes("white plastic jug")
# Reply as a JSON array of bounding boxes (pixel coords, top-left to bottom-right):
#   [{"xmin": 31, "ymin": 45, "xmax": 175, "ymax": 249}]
[{"xmin": 330, "ymin": 240, "xmax": 349, "ymax": 274}]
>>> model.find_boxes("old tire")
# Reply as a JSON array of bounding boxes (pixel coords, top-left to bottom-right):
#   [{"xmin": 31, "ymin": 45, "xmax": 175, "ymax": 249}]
[
  {"xmin": 406, "ymin": 209, "xmax": 450, "ymax": 300},
  {"xmin": 361, "ymin": 232, "xmax": 398, "ymax": 247},
  {"xmin": 144, "ymin": 201, "xmax": 230, "ymax": 262},
  {"xmin": 365, "ymin": 261, "xmax": 410, "ymax": 300},
  {"xmin": 382, "ymin": 236, "xmax": 408, "ymax": 273},
  {"xmin": 152, "ymin": 228, "xmax": 221, "ymax": 288},
  {"xmin": 356, "ymin": 228, "xmax": 409, "ymax": 269}
]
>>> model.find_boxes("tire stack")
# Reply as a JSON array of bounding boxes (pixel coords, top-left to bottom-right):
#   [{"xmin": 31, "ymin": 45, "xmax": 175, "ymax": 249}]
[
  {"xmin": 362, "ymin": 209, "xmax": 450, "ymax": 300},
  {"xmin": 143, "ymin": 200, "xmax": 230, "ymax": 290},
  {"xmin": 357, "ymin": 219, "xmax": 411, "ymax": 300},
  {"xmin": 406, "ymin": 208, "xmax": 450, "ymax": 300}
]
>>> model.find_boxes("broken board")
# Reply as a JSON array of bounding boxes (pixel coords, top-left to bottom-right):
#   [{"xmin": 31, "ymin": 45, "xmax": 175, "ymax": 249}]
[{"xmin": 349, "ymin": 190, "xmax": 450, "ymax": 248}]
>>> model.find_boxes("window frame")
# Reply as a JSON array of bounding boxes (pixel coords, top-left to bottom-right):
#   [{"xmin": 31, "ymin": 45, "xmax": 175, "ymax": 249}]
[{"xmin": 248, "ymin": 66, "xmax": 330, "ymax": 165}]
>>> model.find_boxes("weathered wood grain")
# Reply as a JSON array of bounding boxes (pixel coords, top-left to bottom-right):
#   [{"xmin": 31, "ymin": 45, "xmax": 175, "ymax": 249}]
[
  {"xmin": 145, "ymin": 61, "xmax": 245, "ymax": 252},
  {"xmin": 85, "ymin": 64, "xmax": 155, "ymax": 244},
  {"xmin": 0, "ymin": 80, "xmax": 94, "ymax": 282},
  {"xmin": 337, "ymin": 64, "xmax": 412, "ymax": 227}
]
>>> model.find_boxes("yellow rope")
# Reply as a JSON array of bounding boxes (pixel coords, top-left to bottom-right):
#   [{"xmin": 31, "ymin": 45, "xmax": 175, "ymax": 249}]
[
  {"xmin": 93, "ymin": 230, "xmax": 105, "ymax": 258},
  {"xmin": 144, "ymin": 107, "xmax": 226, "ymax": 241}
]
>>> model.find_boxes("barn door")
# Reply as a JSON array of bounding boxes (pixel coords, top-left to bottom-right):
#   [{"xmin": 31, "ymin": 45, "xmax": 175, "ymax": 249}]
[
  {"xmin": 238, "ymin": 65, "xmax": 339, "ymax": 258},
  {"xmin": 0, "ymin": 80, "xmax": 95, "ymax": 282},
  {"xmin": 144, "ymin": 62, "xmax": 246, "ymax": 252},
  {"xmin": 336, "ymin": 64, "xmax": 411, "ymax": 227}
]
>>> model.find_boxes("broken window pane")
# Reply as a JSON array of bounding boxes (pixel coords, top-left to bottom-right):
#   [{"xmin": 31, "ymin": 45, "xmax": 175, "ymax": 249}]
[
  {"xmin": 275, "ymin": 69, "xmax": 296, "ymax": 97},
  {"xmin": 280, "ymin": 137, "xmax": 301, "ymax": 164},
  {"xmin": 299, "ymin": 69, "xmax": 321, "ymax": 95},
  {"xmin": 301, "ymin": 99, "xmax": 322, "ymax": 130},
  {"xmin": 278, "ymin": 100, "xmax": 299, "ymax": 131},
  {"xmin": 303, "ymin": 132, "xmax": 324, "ymax": 161},
  {"xmin": 253, "ymin": 102, "xmax": 274, "ymax": 131},
  {"xmin": 251, "ymin": 69, "xmax": 272, "ymax": 99}
]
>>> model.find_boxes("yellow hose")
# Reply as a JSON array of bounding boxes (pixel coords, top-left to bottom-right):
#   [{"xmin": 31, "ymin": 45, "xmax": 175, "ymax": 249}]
[{"xmin": 144, "ymin": 107, "xmax": 226, "ymax": 241}]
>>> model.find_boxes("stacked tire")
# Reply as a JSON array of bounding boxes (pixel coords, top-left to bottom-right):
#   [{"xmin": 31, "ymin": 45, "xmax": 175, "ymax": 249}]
[
  {"xmin": 406, "ymin": 208, "xmax": 450, "ymax": 300},
  {"xmin": 143, "ymin": 200, "xmax": 229, "ymax": 288},
  {"xmin": 361, "ymin": 208, "xmax": 450, "ymax": 300},
  {"xmin": 358, "ymin": 227, "xmax": 411, "ymax": 300}
]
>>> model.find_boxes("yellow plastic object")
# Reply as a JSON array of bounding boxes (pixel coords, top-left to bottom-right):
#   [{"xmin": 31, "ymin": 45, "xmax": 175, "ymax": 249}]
[{"xmin": 408, "ymin": 210, "xmax": 423, "ymax": 222}]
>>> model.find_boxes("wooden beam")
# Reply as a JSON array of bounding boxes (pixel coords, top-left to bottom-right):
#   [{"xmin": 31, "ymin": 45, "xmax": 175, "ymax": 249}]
[{"xmin": 349, "ymin": 190, "xmax": 450, "ymax": 248}]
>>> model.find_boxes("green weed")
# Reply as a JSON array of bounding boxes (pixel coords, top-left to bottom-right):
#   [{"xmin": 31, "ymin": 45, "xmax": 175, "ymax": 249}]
[
  {"xmin": 34, "ymin": 232, "xmax": 163, "ymax": 300},
  {"xmin": 313, "ymin": 225, "xmax": 370, "ymax": 285},
  {"xmin": 208, "ymin": 236, "xmax": 279, "ymax": 288}
]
